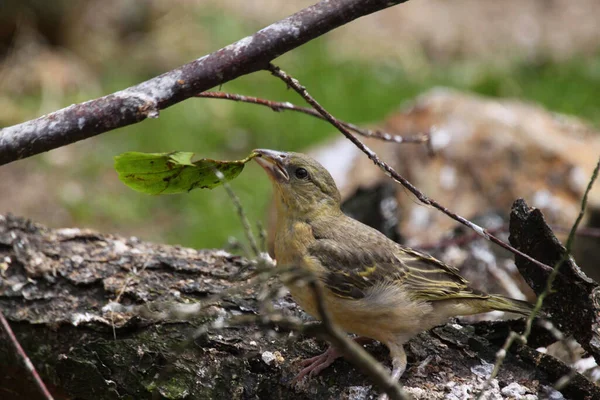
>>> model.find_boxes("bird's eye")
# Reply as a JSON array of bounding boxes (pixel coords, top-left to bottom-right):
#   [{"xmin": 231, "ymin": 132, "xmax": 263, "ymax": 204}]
[{"xmin": 295, "ymin": 167, "xmax": 309, "ymax": 179}]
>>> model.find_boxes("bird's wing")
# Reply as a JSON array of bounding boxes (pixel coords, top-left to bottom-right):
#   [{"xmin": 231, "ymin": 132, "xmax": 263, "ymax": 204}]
[{"xmin": 308, "ymin": 237, "xmax": 489, "ymax": 302}]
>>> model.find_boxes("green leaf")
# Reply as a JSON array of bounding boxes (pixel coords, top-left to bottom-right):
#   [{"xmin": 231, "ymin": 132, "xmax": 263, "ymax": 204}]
[{"xmin": 114, "ymin": 151, "xmax": 257, "ymax": 195}]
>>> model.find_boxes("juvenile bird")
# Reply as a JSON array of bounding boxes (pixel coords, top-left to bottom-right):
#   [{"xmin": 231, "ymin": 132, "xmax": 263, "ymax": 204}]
[{"xmin": 253, "ymin": 148, "xmax": 533, "ymax": 383}]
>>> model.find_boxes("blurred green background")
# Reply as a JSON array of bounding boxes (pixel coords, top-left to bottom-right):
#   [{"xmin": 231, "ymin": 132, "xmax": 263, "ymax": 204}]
[{"xmin": 1, "ymin": 0, "xmax": 599, "ymax": 250}]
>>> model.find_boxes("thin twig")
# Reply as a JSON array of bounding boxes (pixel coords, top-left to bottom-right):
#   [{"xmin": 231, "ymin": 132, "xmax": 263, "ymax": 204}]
[
  {"xmin": 197, "ymin": 91, "xmax": 429, "ymax": 145},
  {"xmin": 538, "ymin": 320, "xmax": 581, "ymax": 375},
  {"xmin": 416, "ymin": 225, "xmax": 507, "ymax": 251},
  {"xmin": 416, "ymin": 224, "xmax": 600, "ymax": 251},
  {"xmin": 0, "ymin": 310, "xmax": 55, "ymax": 400},
  {"xmin": 475, "ymin": 157, "xmax": 600, "ymax": 399},
  {"xmin": 256, "ymin": 220, "xmax": 268, "ymax": 254},
  {"xmin": 266, "ymin": 63, "xmax": 554, "ymax": 274}
]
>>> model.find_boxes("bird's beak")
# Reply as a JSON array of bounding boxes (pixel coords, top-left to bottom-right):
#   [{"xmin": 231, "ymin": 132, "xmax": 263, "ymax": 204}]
[{"xmin": 253, "ymin": 149, "xmax": 290, "ymax": 182}]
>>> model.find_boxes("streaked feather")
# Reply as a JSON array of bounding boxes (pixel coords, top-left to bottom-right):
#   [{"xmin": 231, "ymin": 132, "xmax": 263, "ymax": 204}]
[{"xmin": 308, "ymin": 216, "xmax": 490, "ymax": 303}]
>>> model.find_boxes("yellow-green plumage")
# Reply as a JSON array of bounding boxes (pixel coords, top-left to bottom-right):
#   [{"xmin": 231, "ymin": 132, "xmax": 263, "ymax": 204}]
[{"xmin": 254, "ymin": 148, "xmax": 533, "ymax": 382}]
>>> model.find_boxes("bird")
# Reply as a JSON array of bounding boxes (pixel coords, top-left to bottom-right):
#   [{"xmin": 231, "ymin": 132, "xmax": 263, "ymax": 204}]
[{"xmin": 253, "ymin": 148, "xmax": 533, "ymax": 383}]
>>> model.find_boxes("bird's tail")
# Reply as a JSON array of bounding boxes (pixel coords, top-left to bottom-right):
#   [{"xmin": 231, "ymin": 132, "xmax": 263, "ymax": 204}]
[{"xmin": 485, "ymin": 295, "xmax": 534, "ymax": 316}]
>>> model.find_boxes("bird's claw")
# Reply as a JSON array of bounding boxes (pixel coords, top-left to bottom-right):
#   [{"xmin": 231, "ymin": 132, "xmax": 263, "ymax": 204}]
[{"xmin": 292, "ymin": 346, "xmax": 341, "ymax": 383}]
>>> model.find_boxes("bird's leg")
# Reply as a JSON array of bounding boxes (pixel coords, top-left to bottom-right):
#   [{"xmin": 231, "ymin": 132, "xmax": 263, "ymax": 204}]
[
  {"xmin": 390, "ymin": 345, "xmax": 407, "ymax": 381},
  {"xmin": 378, "ymin": 343, "xmax": 407, "ymax": 400},
  {"xmin": 293, "ymin": 336, "xmax": 374, "ymax": 383}
]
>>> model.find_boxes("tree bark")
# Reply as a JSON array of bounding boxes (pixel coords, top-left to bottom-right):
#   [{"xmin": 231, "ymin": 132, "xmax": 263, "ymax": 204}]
[
  {"xmin": 509, "ymin": 199, "xmax": 600, "ymax": 365},
  {"xmin": 1, "ymin": 214, "xmax": 598, "ymax": 399}
]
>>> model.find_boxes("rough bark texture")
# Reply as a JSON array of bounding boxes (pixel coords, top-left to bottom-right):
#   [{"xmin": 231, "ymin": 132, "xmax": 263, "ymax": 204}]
[
  {"xmin": 0, "ymin": 0, "xmax": 409, "ymax": 166},
  {"xmin": 509, "ymin": 199, "xmax": 600, "ymax": 365},
  {"xmin": 1, "ymin": 214, "xmax": 599, "ymax": 399}
]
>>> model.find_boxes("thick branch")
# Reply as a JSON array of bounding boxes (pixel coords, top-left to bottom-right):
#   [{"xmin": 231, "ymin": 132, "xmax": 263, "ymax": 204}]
[
  {"xmin": 2, "ymin": 215, "xmax": 599, "ymax": 399},
  {"xmin": 0, "ymin": 0, "xmax": 409, "ymax": 166}
]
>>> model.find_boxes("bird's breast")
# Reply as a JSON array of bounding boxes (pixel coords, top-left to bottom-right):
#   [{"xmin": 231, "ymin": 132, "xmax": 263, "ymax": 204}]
[
  {"xmin": 273, "ymin": 219, "xmax": 314, "ymax": 267},
  {"xmin": 274, "ymin": 218, "xmax": 324, "ymax": 316}
]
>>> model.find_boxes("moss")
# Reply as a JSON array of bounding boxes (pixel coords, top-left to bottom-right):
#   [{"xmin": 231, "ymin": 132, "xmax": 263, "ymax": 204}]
[{"xmin": 154, "ymin": 375, "xmax": 193, "ymax": 399}]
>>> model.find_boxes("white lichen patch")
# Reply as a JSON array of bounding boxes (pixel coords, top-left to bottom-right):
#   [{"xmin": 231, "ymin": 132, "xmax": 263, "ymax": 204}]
[
  {"xmin": 262, "ymin": 19, "xmax": 302, "ymax": 37},
  {"xmin": 211, "ymin": 249, "xmax": 233, "ymax": 258},
  {"xmin": 347, "ymin": 385, "xmax": 372, "ymax": 400},
  {"xmin": 71, "ymin": 312, "xmax": 110, "ymax": 326},
  {"xmin": 470, "ymin": 360, "xmax": 494, "ymax": 379},
  {"xmin": 446, "ymin": 378, "xmax": 501, "ymax": 400},
  {"xmin": 500, "ymin": 382, "xmax": 534, "ymax": 399},
  {"xmin": 71, "ymin": 255, "xmax": 84, "ymax": 265},
  {"xmin": 404, "ymin": 386, "xmax": 444, "ymax": 399},
  {"xmin": 122, "ymin": 69, "xmax": 183, "ymax": 105},
  {"xmin": 111, "ymin": 240, "xmax": 129, "ymax": 254},
  {"xmin": 469, "ymin": 223, "xmax": 489, "ymax": 239},
  {"xmin": 55, "ymin": 228, "xmax": 81, "ymax": 237},
  {"xmin": 229, "ymin": 35, "xmax": 254, "ymax": 56},
  {"xmin": 102, "ymin": 301, "xmax": 128, "ymax": 313}
]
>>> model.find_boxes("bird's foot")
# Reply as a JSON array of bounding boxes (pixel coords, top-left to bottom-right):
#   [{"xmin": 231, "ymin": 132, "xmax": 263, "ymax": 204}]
[
  {"xmin": 292, "ymin": 346, "xmax": 341, "ymax": 383},
  {"xmin": 292, "ymin": 337, "xmax": 374, "ymax": 383}
]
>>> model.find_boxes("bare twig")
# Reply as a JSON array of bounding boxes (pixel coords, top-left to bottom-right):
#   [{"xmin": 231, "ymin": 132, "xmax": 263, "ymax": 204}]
[
  {"xmin": 536, "ymin": 319, "xmax": 581, "ymax": 389},
  {"xmin": 417, "ymin": 224, "xmax": 600, "ymax": 251},
  {"xmin": 416, "ymin": 225, "xmax": 507, "ymax": 251},
  {"xmin": 256, "ymin": 220, "xmax": 268, "ymax": 254},
  {"xmin": 266, "ymin": 63, "xmax": 554, "ymax": 274},
  {"xmin": 0, "ymin": 310, "xmax": 55, "ymax": 400},
  {"xmin": 197, "ymin": 91, "xmax": 429, "ymax": 145},
  {"xmin": 0, "ymin": 0, "xmax": 410, "ymax": 166},
  {"xmin": 476, "ymin": 157, "xmax": 600, "ymax": 399}
]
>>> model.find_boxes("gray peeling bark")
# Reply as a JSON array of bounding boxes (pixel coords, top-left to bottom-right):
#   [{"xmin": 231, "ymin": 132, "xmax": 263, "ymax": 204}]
[
  {"xmin": 0, "ymin": 0, "xmax": 409, "ymax": 166},
  {"xmin": 1, "ymin": 215, "xmax": 600, "ymax": 399}
]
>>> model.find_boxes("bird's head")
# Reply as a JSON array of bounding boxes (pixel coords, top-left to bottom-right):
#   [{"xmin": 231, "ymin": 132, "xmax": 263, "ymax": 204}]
[{"xmin": 253, "ymin": 149, "xmax": 341, "ymax": 218}]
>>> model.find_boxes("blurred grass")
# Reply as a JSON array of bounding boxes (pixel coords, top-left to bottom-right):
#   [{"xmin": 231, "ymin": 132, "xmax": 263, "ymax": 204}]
[{"xmin": 5, "ymin": 9, "xmax": 600, "ymax": 251}]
